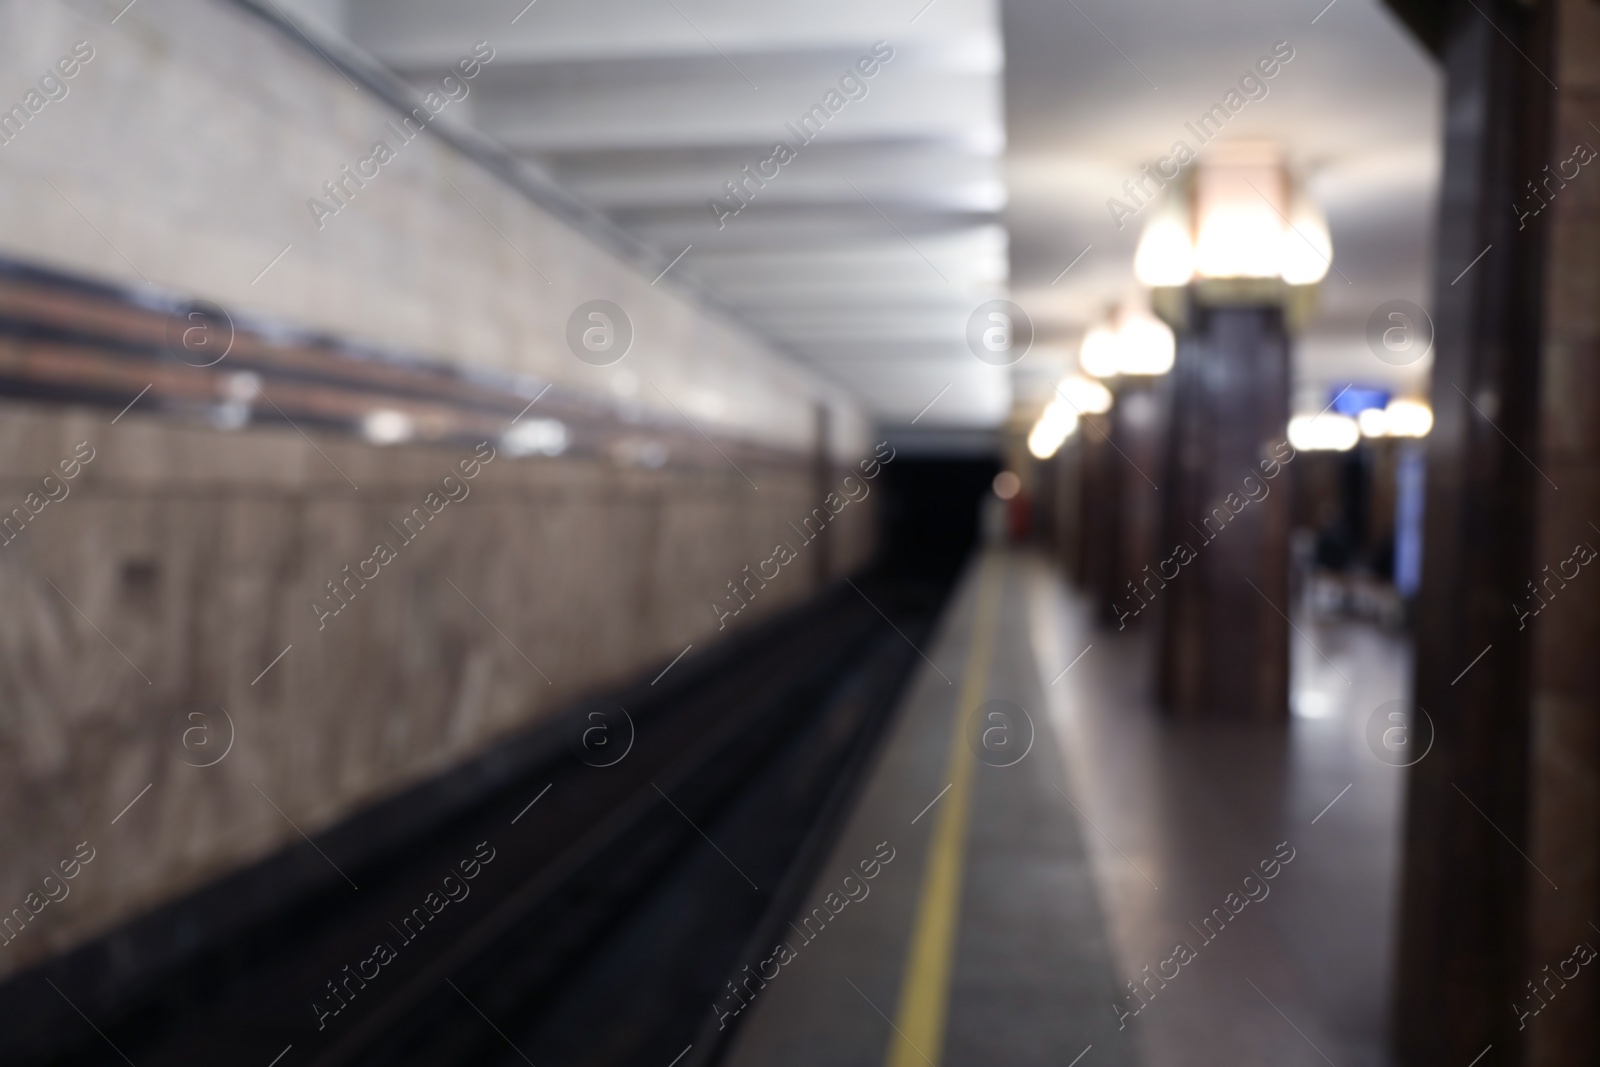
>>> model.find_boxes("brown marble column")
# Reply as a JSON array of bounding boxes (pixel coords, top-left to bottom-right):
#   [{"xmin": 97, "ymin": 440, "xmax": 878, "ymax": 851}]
[
  {"xmin": 1078, "ymin": 410, "xmax": 1123, "ymax": 619},
  {"xmin": 1076, "ymin": 380, "xmax": 1169, "ymax": 625},
  {"xmin": 1114, "ymin": 375, "xmax": 1170, "ymax": 610},
  {"xmin": 1028, "ymin": 450, "xmax": 1057, "ymax": 549},
  {"xmin": 1392, "ymin": 0, "xmax": 1555, "ymax": 1062},
  {"xmin": 1052, "ymin": 435, "xmax": 1085, "ymax": 583},
  {"xmin": 1156, "ymin": 297, "xmax": 1291, "ymax": 722},
  {"xmin": 1522, "ymin": 0, "xmax": 1600, "ymax": 1060}
]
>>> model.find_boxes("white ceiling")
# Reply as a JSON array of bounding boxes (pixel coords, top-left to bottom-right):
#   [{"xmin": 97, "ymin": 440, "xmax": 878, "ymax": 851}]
[
  {"xmin": 280, "ymin": 0, "xmax": 1440, "ymax": 429},
  {"xmin": 280, "ymin": 0, "xmax": 1013, "ymax": 428}
]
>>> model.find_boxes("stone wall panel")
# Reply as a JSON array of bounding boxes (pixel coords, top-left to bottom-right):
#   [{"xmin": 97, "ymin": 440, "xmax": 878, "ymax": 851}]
[{"xmin": 0, "ymin": 401, "xmax": 874, "ymax": 980}]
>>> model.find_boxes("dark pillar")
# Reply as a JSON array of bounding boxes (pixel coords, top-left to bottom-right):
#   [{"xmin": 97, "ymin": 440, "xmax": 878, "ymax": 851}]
[
  {"xmin": 1112, "ymin": 376, "xmax": 1169, "ymax": 614},
  {"xmin": 1053, "ymin": 436, "xmax": 1085, "ymax": 583},
  {"xmin": 1157, "ymin": 296, "xmax": 1290, "ymax": 722},
  {"xmin": 1523, "ymin": 0, "xmax": 1600, "ymax": 1061},
  {"xmin": 1078, "ymin": 381, "xmax": 1168, "ymax": 625},
  {"xmin": 1079, "ymin": 410, "xmax": 1122, "ymax": 619},
  {"xmin": 1030, "ymin": 452, "xmax": 1057, "ymax": 549},
  {"xmin": 1392, "ymin": 0, "xmax": 1554, "ymax": 1062}
]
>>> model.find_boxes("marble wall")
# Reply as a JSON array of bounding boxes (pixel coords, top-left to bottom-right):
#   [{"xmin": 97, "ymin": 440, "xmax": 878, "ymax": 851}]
[
  {"xmin": 0, "ymin": 400, "xmax": 875, "ymax": 980},
  {"xmin": 1525, "ymin": 0, "xmax": 1600, "ymax": 1059},
  {"xmin": 0, "ymin": 0, "xmax": 877, "ymax": 981}
]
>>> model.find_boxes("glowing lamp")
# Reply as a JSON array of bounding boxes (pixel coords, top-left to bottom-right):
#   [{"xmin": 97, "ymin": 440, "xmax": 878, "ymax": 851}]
[
  {"xmin": 1079, "ymin": 325, "xmax": 1121, "ymax": 378},
  {"xmin": 1116, "ymin": 310, "xmax": 1175, "ymax": 376},
  {"xmin": 1133, "ymin": 212, "xmax": 1194, "ymax": 287},
  {"xmin": 1279, "ymin": 195, "xmax": 1333, "ymax": 285},
  {"xmin": 1131, "ymin": 143, "xmax": 1332, "ymax": 287},
  {"xmin": 1287, "ymin": 412, "xmax": 1360, "ymax": 452},
  {"xmin": 1361, "ymin": 399, "xmax": 1432, "ymax": 439},
  {"xmin": 1027, "ymin": 398, "xmax": 1080, "ymax": 460},
  {"xmin": 1058, "ymin": 374, "xmax": 1113, "ymax": 414}
]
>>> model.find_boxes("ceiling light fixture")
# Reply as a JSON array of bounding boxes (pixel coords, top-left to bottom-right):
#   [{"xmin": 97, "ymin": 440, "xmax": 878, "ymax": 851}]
[
  {"xmin": 1058, "ymin": 374, "xmax": 1113, "ymax": 414},
  {"xmin": 1361, "ymin": 398, "xmax": 1433, "ymax": 439},
  {"xmin": 1116, "ymin": 308, "xmax": 1176, "ymax": 375},
  {"xmin": 1027, "ymin": 398, "xmax": 1080, "ymax": 460},
  {"xmin": 1287, "ymin": 412, "xmax": 1360, "ymax": 451},
  {"xmin": 1078, "ymin": 305, "xmax": 1176, "ymax": 379},
  {"xmin": 1133, "ymin": 143, "xmax": 1332, "ymax": 287},
  {"xmin": 1279, "ymin": 192, "xmax": 1335, "ymax": 286},
  {"xmin": 1133, "ymin": 209, "xmax": 1195, "ymax": 287},
  {"xmin": 1078, "ymin": 324, "xmax": 1121, "ymax": 378}
]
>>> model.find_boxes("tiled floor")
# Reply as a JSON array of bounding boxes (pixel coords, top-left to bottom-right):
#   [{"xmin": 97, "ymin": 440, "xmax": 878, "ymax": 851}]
[
  {"xmin": 724, "ymin": 549, "xmax": 1408, "ymax": 1067},
  {"xmin": 1028, "ymin": 552, "xmax": 1408, "ymax": 1067}
]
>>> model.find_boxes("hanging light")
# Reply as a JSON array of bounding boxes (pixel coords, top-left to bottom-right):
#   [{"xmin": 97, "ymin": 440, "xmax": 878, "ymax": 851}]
[
  {"xmin": 1384, "ymin": 399, "xmax": 1432, "ymax": 437},
  {"xmin": 1079, "ymin": 324, "xmax": 1121, "ymax": 378},
  {"xmin": 1357, "ymin": 406, "xmax": 1389, "ymax": 438},
  {"xmin": 1133, "ymin": 210, "xmax": 1194, "ymax": 287},
  {"xmin": 1132, "ymin": 144, "xmax": 1332, "ymax": 287},
  {"xmin": 1360, "ymin": 398, "xmax": 1433, "ymax": 439},
  {"xmin": 1287, "ymin": 412, "xmax": 1360, "ymax": 451},
  {"xmin": 1193, "ymin": 146, "xmax": 1285, "ymax": 279},
  {"xmin": 1193, "ymin": 202, "xmax": 1284, "ymax": 279},
  {"xmin": 1115, "ymin": 309, "xmax": 1175, "ymax": 375},
  {"xmin": 1058, "ymin": 374, "xmax": 1113, "ymax": 414},
  {"xmin": 1078, "ymin": 303, "xmax": 1177, "ymax": 380},
  {"xmin": 1279, "ymin": 193, "xmax": 1333, "ymax": 285},
  {"xmin": 1027, "ymin": 398, "xmax": 1080, "ymax": 460}
]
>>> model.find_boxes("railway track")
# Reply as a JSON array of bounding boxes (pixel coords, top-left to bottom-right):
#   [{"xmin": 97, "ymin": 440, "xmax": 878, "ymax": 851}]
[{"xmin": 6, "ymin": 571, "xmax": 948, "ymax": 1067}]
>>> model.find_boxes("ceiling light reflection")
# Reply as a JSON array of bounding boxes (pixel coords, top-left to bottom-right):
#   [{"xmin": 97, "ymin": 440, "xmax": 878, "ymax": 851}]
[{"xmin": 362, "ymin": 409, "xmax": 414, "ymax": 446}]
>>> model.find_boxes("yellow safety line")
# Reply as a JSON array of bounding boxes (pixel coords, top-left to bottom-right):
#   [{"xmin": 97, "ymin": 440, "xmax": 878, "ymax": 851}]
[{"xmin": 884, "ymin": 554, "xmax": 1004, "ymax": 1067}]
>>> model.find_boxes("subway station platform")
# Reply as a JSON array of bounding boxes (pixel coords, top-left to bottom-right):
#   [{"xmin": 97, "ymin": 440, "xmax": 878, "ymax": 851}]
[{"xmin": 724, "ymin": 549, "xmax": 1407, "ymax": 1067}]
